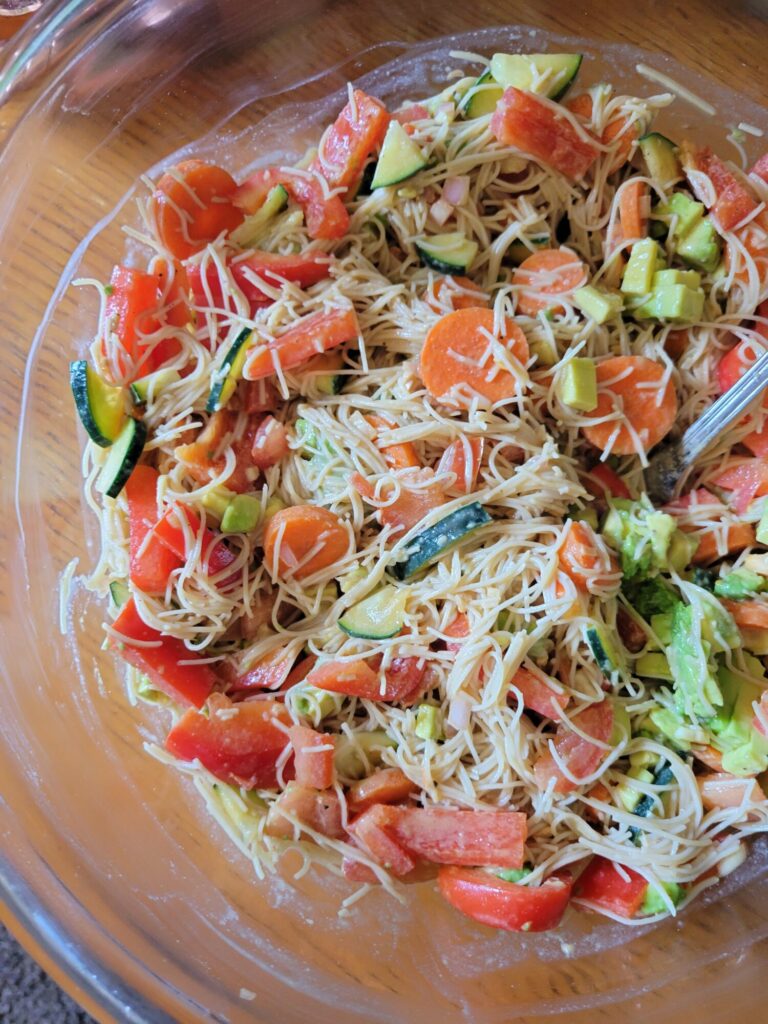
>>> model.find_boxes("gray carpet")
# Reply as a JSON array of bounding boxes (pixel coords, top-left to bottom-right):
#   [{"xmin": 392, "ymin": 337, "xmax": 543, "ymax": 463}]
[{"xmin": 0, "ymin": 923, "xmax": 95, "ymax": 1023}]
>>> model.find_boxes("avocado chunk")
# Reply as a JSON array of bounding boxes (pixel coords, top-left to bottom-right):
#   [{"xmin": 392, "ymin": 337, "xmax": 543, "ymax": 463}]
[
  {"xmin": 638, "ymin": 133, "xmax": 681, "ymax": 187},
  {"xmin": 601, "ymin": 497, "xmax": 677, "ymax": 580},
  {"xmin": 633, "ymin": 282, "xmax": 705, "ymax": 322},
  {"xmin": 557, "ymin": 357, "xmax": 598, "ymax": 411},
  {"xmin": 640, "ymin": 880, "xmax": 684, "ymax": 915},
  {"xmin": 714, "ymin": 568, "xmax": 766, "ymax": 600},
  {"xmin": 757, "ymin": 503, "xmax": 768, "ymax": 545},
  {"xmin": 677, "ymin": 216, "xmax": 721, "ymax": 273},
  {"xmin": 621, "ymin": 238, "xmax": 661, "ymax": 296},
  {"xmin": 662, "ymin": 192, "xmax": 704, "ymax": 235},
  {"xmin": 635, "ymin": 651, "xmax": 673, "ymax": 681},
  {"xmin": 415, "ymin": 704, "xmax": 443, "ymax": 740},
  {"xmin": 220, "ymin": 494, "xmax": 262, "ymax": 533},
  {"xmin": 573, "ymin": 284, "xmax": 623, "ymax": 324},
  {"xmin": 652, "ymin": 268, "xmax": 702, "ymax": 289},
  {"xmin": 721, "ymin": 732, "xmax": 768, "ymax": 776}
]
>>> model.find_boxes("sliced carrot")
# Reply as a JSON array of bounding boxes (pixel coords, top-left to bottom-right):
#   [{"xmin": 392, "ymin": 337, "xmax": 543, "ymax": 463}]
[
  {"xmin": 152, "ymin": 160, "xmax": 244, "ymax": 260},
  {"xmin": 365, "ymin": 414, "xmax": 420, "ymax": 470},
  {"xmin": 581, "ymin": 356, "xmax": 678, "ymax": 456},
  {"xmin": 424, "ymin": 275, "xmax": 488, "ymax": 312},
  {"xmin": 618, "ymin": 180, "xmax": 649, "ymax": 242},
  {"xmin": 351, "ymin": 468, "xmax": 446, "ymax": 535},
  {"xmin": 243, "ymin": 307, "xmax": 360, "ymax": 382},
  {"xmin": 420, "ymin": 307, "xmax": 529, "ymax": 405},
  {"xmin": 691, "ymin": 745, "xmax": 724, "ymax": 772},
  {"xmin": 719, "ymin": 597, "xmax": 768, "ymax": 628},
  {"xmin": 444, "ymin": 613, "xmax": 470, "ymax": 653},
  {"xmin": 690, "ymin": 523, "xmax": 756, "ymax": 565},
  {"xmin": 509, "ymin": 667, "xmax": 570, "ymax": 718},
  {"xmin": 512, "ymin": 247, "xmax": 587, "ymax": 317},
  {"xmin": 558, "ymin": 520, "xmax": 619, "ymax": 594},
  {"xmin": 435, "ymin": 437, "xmax": 484, "ymax": 495},
  {"xmin": 347, "ymin": 767, "xmax": 418, "ymax": 814},
  {"xmin": 263, "ymin": 505, "xmax": 350, "ymax": 580}
]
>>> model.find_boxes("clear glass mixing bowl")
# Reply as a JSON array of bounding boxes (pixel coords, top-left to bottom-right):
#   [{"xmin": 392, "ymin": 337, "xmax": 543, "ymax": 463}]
[{"xmin": 1, "ymin": 1, "xmax": 767, "ymax": 1020}]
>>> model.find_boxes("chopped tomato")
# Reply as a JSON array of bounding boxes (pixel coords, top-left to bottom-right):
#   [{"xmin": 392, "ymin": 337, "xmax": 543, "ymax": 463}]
[
  {"xmin": 313, "ymin": 89, "xmax": 389, "ymax": 192},
  {"xmin": 682, "ymin": 143, "xmax": 758, "ymax": 231},
  {"xmin": 234, "ymin": 166, "xmax": 350, "ymax": 240},
  {"xmin": 351, "ymin": 468, "xmax": 446, "ymax": 536},
  {"xmin": 690, "ymin": 523, "xmax": 756, "ymax": 565},
  {"xmin": 534, "ymin": 700, "xmax": 615, "ymax": 794},
  {"xmin": 174, "ymin": 410, "xmax": 261, "ymax": 493},
  {"xmin": 152, "ymin": 257, "xmax": 190, "ymax": 330},
  {"xmin": 152, "ymin": 503, "xmax": 237, "ymax": 578},
  {"xmin": 436, "ymin": 437, "xmax": 484, "ymax": 494},
  {"xmin": 305, "ymin": 657, "xmax": 418, "ymax": 702},
  {"xmin": 347, "ymin": 767, "xmax": 417, "ymax": 815},
  {"xmin": 444, "ymin": 612, "xmax": 470, "ymax": 654},
  {"xmin": 243, "ymin": 307, "xmax": 360, "ymax": 381},
  {"xmin": 566, "ymin": 92, "xmax": 638, "ymax": 173},
  {"xmin": 717, "ymin": 338, "xmax": 767, "ymax": 397},
  {"xmin": 341, "ymin": 857, "xmax": 382, "ymax": 884},
  {"xmin": 264, "ymin": 782, "xmax": 344, "ymax": 838},
  {"xmin": 663, "ymin": 487, "xmax": 723, "ymax": 514},
  {"xmin": 250, "ymin": 415, "xmax": 289, "ymax": 469},
  {"xmin": 152, "ymin": 160, "xmax": 244, "ymax": 260},
  {"xmin": 103, "ymin": 265, "xmax": 162, "ymax": 381},
  {"xmin": 347, "ymin": 804, "xmax": 416, "ymax": 875},
  {"xmin": 393, "ymin": 103, "xmax": 429, "ymax": 124},
  {"xmin": 558, "ymin": 520, "xmax": 619, "ymax": 594},
  {"xmin": 581, "ymin": 463, "xmax": 631, "ymax": 502},
  {"xmin": 124, "ymin": 465, "xmax": 183, "ymax": 594},
  {"xmin": 438, "ymin": 867, "xmax": 573, "ymax": 932},
  {"xmin": 230, "ymin": 646, "xmax": 297, "ymax": 691},
  {"xmin": 713, "ymin": 458, "xmax": 768, "ymax": 514},
  {"xmin": 753, "ymin": 690, "xmax": 768, "ymax": 737},
  {"xmin": 384, "ymin": 656, "xmax": 428, "ymax": 705},
  {"xmin": 742, "ymin": 424, "xmax": 768, "ymax": 458},
  {"xmin": 491, "ymin": 87, "xmax": 598, "ymax": 180},
  {"xmin": 166, "ymin": 695, "xmax": 290, "ymax": 787},
  {"xmin": 510, "ymin": 667, "xmax": 570, "ymax": 718},
  {"xmin": 242, "ymin": 378, "xmax": 280, "ymax": 414},
  {"xmin": 720, "ymin": 597, "xmax": 768, "ymax": 629},
  {"xmin": 697, "ymin": 772, "xmax": 765, "ymax": 811},
  {"xmin": 385, "ymin": 806, "xmax": 527, "ymax": 867},
  {"xmin": 110, "ymin": 598, "xmax": 215, "ymax": 708},
  {"xmin": 289, "ymin": 724, "xmax": 336, "ymax": 789},
  {"xmin": 574, "ymin": 856, "xmax": 648, "ymax": 918},
  {"xmin": 284, "ymin": 653, "xmax": 318, "ymax": 688}
]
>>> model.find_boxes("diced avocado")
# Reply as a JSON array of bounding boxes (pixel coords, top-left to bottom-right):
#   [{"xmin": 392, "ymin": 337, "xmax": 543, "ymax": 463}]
[
  {"xmin": 611, "ymin": 700, "xmax": 632, "ymax": 745},
  {"xmin": 640, "ymin": 880, "xmax": 684, "ymax": 915},
  {"xmin": 601, "ymin": 497, "xmax": 677, "ymax": 580},
  {"xmin": 756, "ymin": 503, "xmax": 768, "ymax": 545},
  {"xmin": 721, "ymin": 732, "xmax": 768, "ymax": 776},
  {"xmin": 633, "ymin": 283, "xmax": 705, "ymax": 323},
  {"xmin": 638, "ymin": 133, "xmax": 681, "ymax": 186},
  {"xmin": 557, "ymin": 357, "xmax": 598, "ymax": 412},
  {"xmin": 495, "ymin": 866, "xmax": 533, "ymax": 883},
  {"xmin": 570, "ymin": 505, "xmax": 599, "ymax": 530},
  {"xmin": 334, "ymin": 730, "xmax": 397, "ymax": 779},
  {"xmin": 636, "ymin": 652, "xmax": 673, "ymax": 681},
  {"xmin": 201, "ymin": 486, "xmax": 235, "ymax": 521},
  {"xmin": 573, "ymin": 285, "xmax": 623, "ymax": 324},
  {"xmin": 220, "ymin": 494, "xmax": 262, "ymax": 533},
  {"xmin": 695, "ymin": 587, "xmax": 740, "ymax": 652},
  {"xmin": 647, "ymin": 706, "xmax": 699, "ymax": 750},
  {"xmin": 668, "ymin": 529, "xmax": 699, "ymax": 571},
  {"xmin": 263, "ymin": 496, "xmax": 286, "ymax": 522},
  {"xmin": 714, "ymin": 568, "xmax": 766, "ymax": 600},
  {"xmin": 371, "ymin": 120, "xmax": 428, "ymax": 189},
  {"xmin": 667, "ymin": 602, "xmax": 723, "ymax": 719},
  {"xmin": 653, "ymin": 269, "xmax": 702, "ymax": 290},
  {"xmin": 586, "ymin": 624, "xmax": 626, "ymax": 677},
  {"xmin": 109, "ymin": 580, "xmax": 130, "ymax": 608},
  {"xmin": 415, "ymin": 704, "xmax": 443, "ymax": 741},
  {"xmin": 630, "ymin": 749, "xmax": 660, "ymax": 770},
  {"xmin": 229, "ymin": 184, "xmax": 289, "ymax": 248},
  {"xmin": 650, "ymin": 610, "xmax": 674, "ymax": 646},
  {"xmin": 489, "ymin": 52, "xmax": 582, "ymax": 101},
  {"xmin": 677, "ymin": 216, "xmax": 721, "ymax": 273},
  {"xmin": 617, "ymin": 766, "xmax": 654, "ymax": 812},
  {"xmin": 621, "ymin": 238, "xmax": 660, "ymax": 296},
  {"xmin": 743, "ymin": 553, "xmax": 768, "ymax": 576},
  {"xmin": 292, "ymin": 684, "xmax": 344, "ymax": 723},
  {"xmin": 667, "ymin": 193, "xmax": 704, "ymax": 233},
  {"xmin": 463, "ymin": 69, "xmax": 504, "ymax": 118},
  {"xmin": 712, "ymin": 658, "xmax": 764, "ymax": 752}
]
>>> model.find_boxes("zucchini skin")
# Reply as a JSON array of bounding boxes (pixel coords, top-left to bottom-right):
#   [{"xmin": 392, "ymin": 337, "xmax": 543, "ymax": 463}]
[
  {"xmin": 99, "ymin": 418, "xmax": 148, "ymax": 498},
  {"xmin": 70, "ymin": 359, "xmax": 125, "ymax": 447},
  {"xmin": 206, "ymin": 327, "xmax": 252, "ymax": 413},
  {"xmin": 391, "ymin": 502, "xmax": 492, "ymax": 580}
]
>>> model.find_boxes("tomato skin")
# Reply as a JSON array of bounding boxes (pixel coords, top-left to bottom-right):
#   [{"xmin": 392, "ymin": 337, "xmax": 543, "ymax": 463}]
[
  {"xmin": 265, "ymin": 782, "xmax": 344, "ymax": 838},
  {"xmin": 289, "ymin": 724, "xmax": 336, "ymax": 789},
  {"xmin": 347, "ymin": 767, "xmax": 417, "ymax": 815},
  {"xmin": 713, "ymin": 458, "xmax": 768, "ymax": 514},
  {"xmin": 152, "ymin": 257, "xmax": 190, "ymax": 329},
  {"xmin": 348, "ymin": 804, "xmax": 416, "ymax": 875},
  {"xmin": 574, "ymin": 856, "xmax": 648, "ymax": 918},
  {"xmin": 103, "ymin": 265, "xmax": 162, "ymax": 380},
  {"xmin": 110, "ymin": 598, "xmax": 215, "ymax": 708},
  {"xmin": 124, "ymin": 465, "xmax": 183, "ymax": 594},
  {"xmin": 582, "ymin": 463, "xmax": 631, "ymax": 502},
  {"xmin": 166, "ymin": 696, "xmax": 291, "ymax": 788},
  {"xmin": 153, "ymin": 504, "xmax": 237, "ymax": 578},
  {"xmin": 444, "ymin": 613, "xmax": 470, "ymax": 653},
  {"xmin": 384, "ymin": 806, "xmax": 527, "ymax": 867},
  {"xmin": 717, "ymin": 340, "xmax": 762, "ymax": 395},
  {"xmin": 510, "ymin": 667, "xmax": 570, "ymax": 718},
  {"xmin": 383, "ymin": 656, "xmax": 428, "ymax": 704},
  {"xmin": 491, "ymin": 87, "xmax": 598, "ymax": 180},
  {"xmin": 234, "ymin": 166, "xmax": 350, "ymax": 240},
  {"xmin": 684, "ymin": 145, "xmax": 757, "ymax": 231},
  {"xmin": 438, "ymin": 867, "xmax": 573, "ymax": 932},
  {"xmin": 243, "ymin": 308, "xmax": 360, "ymax": 381},
  {"xmin": 534, "ymin": 700, "xmax": 615, "ymax": 794},
  {"xmin": 231, "ymin": 647, "xmax": 297, "ymax": 691},
  {"xmin": 750, "ymin": 153, "xmax": 768, "ymax": 184},
  {"xmin": 313, "ymin": 88, "xmax": 389, "ymax": 191},
  {"xmin": 250, "ymin": 415, "xmax": 289, "ymax": 469},
  {"xmin": 153, "ymin": 160, "xmax": 244, "ymax": 260}
]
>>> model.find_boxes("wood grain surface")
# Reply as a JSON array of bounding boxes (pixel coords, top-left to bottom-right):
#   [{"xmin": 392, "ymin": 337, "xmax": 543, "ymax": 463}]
[{"xmin": 1, "ymin": 2, "xmax": 767, "ymax": 1023}]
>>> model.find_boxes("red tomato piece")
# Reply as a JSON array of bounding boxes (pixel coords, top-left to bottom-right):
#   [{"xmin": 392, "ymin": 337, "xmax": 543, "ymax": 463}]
[
  {"xmin": 250, "ymin": 415, "xmax": 289, "ymax": 469},
  {"xmin": 313, "ymin": 89, "xmax": 389, "ymax": 191},
  {"xmin": 713, "ymin": 458, "xmax": 768, "ymax": 514},
  {"xmin": 152, "ymin": 257, "xmax": 190, "ymax": 330},
  {"xmin": 284, "ymin": 653, "xmax": 318, "ymax": 689},
  {"xmin": 341, "ymin": 857, "xmax": 382, "ymax": 884},
  {"xmin": 742, "ymin": 424, "xmax": 768, "ymax": 458},
  {"xmin": 750, "ymin": 153, "xmax": 768, "ymax": 184},
  {"xmin": 110, "ymin": 598, "xmax": 215, "ymax": 708},
  {"xmin": 384, "ymin": 656, "xmax": 429, "ymax": 704},
  {"xmin": 243, "ymin": 307, "xmax": 360, "ymax": 381},
  {"xmin": 574, "ymin": 856, "xmax": 648, "ymax": 918},
  {"xmin": 510, "ymin": 667, "xmax": 570, "ymax": 718},
  {"xmin": 289, "ymin": 724, "xmax": 336, "ymax": 790},
  {"xmin": 166, "ymin": 695, "xmax": 290, "ymax": 788},
  {"xmin": 663, "ymin": 487, "xmax": 724, "ymax": 514},
  {"xmin": 490, "ymin": 87, "xmax": 598, "ymax": 180},
  {"xmin": 152, "ymin": 160, "xmax": 244, "ymax": 260},
  {"xmin": 717, "ymin": 339, "xmax": 766, "ymax": 396},
  {"xmin": 305, "ymin": 658, "xmax": 382, "ymax": 699},
  {"xmin": 234, "ymin": 166, "xmax": 350, "ymax": 240},
  {"xmin": 697, "ymin": 772, "xmax": 765, "ymax": 811},
  {"xmin": 347, "ymin": 768, "xmax": 417, "ymax": 815},
  {"xmin": 103, "ymin": 265, "xmax": 162, "ymax": 381},
  {"xmin": 582, "ymin": 463, "xmax": 631, "ymax": 502},
  {"xmin": 389, "ymin": 806, "xmax": 527, "ymax": 867},
  {"xmin": 153, "ymin": 504, "xmax": 237, "ymax": 578},
  {"xmin": 347, "ymin": 805, "xmax": 416, "ymax": 875},
  {"xmin": 533, "ymin": 700, "xmax": 615, "ymax": 794},
  {"xmin": 444, "ymin": 612, "xmax": 470, "ymax": 653},
  {"xmin": 242, "ymin": 378, "xmax": 280, "ymax": 414},
  {"xmin": 394, "ymin": 103, "xmax": 429, "ymax": 124},
  {"xmin": 264, "ymin": 782, "xmax": 344, "ymax": 838},
  {"xmin": 124, "ymin": 465, "xmax": 183, "ymax": 594},
  {"xmin": 436, "ymin": 437, "xmax": 484, "ymax": 495},
  {"xmin": 682, "ymin": 144, "xmax": 758, "ymax": 231},
  {"xmin": 438, "ymin": 867, "xmax": 573, "ymax": 932},
  {"xmin": 230, "ymin": 647, "xmax": 297, "ymax": 691}
]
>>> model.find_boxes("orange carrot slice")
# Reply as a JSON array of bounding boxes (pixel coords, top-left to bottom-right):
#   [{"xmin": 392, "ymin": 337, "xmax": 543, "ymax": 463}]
[
  {"xmin": 512, "ymin": 247, "xmax": 587, "ymax": 317},
  {"xmin": 263, "ymin": 505, "xmax": 350, "ymax": 580},
  {"xmin": 558, "ymin": 520, "xmax": 619, "ymax": 593},
  {"xmin": 689, "ymin": 523, "xmax": 756, "ymax": 565},
  {"xmin": 581, "ymin": 356, "xmax": 677, "ymax": 456},
  {"xmin": 365, "ymin": 414, "xmax": 420, "ymax": 470},
  {"xmin": 619, "ymin": 180, "xmax": 649, "ymax": 241},
  {"xmin": 719, "ymin": 596, "xmax": 768, "ymax": 628},
  {"xmin": 436, "ymin": 436, "xmax": 484, "ymax": 495},
  {"xmin": 424, "ymin": 275, "xmax": 488, "ymax": 312}
]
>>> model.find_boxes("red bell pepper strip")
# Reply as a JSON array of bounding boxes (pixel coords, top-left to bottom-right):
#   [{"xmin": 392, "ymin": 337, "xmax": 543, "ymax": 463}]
[
  {"xmin": 124, "ymin": 465, "xmax": 183, "ymax": 594},
  {"xmin": 289, "ymin": 724, "xmax": 336, "ymax": 789},
  {"xmin": 682, "ymin": 143, "xmax": 759, "ymax": 231},
  {"xmin": 574, "ymin": 856, "xmax": 648, "ymax": 918},
  {"xmin": 109, "ymin": 597, "xmax": 215, "ymax": 708},
  {"xmin": 103, "ymin": 265, "xmax": 162, "ymax": 381}
]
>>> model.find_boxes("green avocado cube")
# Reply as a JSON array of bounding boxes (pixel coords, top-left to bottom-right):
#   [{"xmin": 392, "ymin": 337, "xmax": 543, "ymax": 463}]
[
  {"xmin": 621, "ymin": 238, "xmax": 660, "ymax": 296},
  {"xmin": 677, "ymin": 216, "xmax": 721, "ymax": 273},
  {"xmin": 757, "ymin": 503, "xmax": 768, "ymax": 545},
  {"xmin": 635, "ymin": 652, "xmax": 673, "ymax": 681},
  {"xmin": 640, "ymin": 880, "xmax": 684, "ymax": 915},
  {"xmin": 665, "ymin": 192, "xmax": 705, "ymax": 235},
  {"xmin": 220, "ymin": 494, "xmax": 262, "ymax": 533},
  {"xmin": 714, "ymin": 568, "xmax": 765, "ymax": 600},
  {"xmin": 415, "ymin": 704, "xmax": 442, "ymax": 740},
  {"xmin": 653, "ymin": 268, "xmax": 702, "ymax": 290},
  {"xmin": 573, "ymin": 284, "xmax": 624, "ymax": 324},
  {"xmin": 557, "ymin": 357, "xmax": 598, "ymax": 411},
  {"xmin": 637, "ymin": 284, "xmax": 705, "ymax": 323},
  {"xmin": 202, "ymin": 487, "xmax": 235, "ymax": 521},
  {"xmin": 721, "ymin": 732, "xmax": 768, "ymax": 776}
]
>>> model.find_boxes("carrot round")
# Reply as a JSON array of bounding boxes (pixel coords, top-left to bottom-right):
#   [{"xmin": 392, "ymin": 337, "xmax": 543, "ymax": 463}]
[
  {"xmin": 618, "ymin": 180, "xmax": 649, "ymax": 242},
  {"xmin": 719, "ymin": 596, "xmax": 768, "ymax": 628},
  {"xmin": 365, "ymin": 414, "xmax": 420, "ymax": 470},
  {"xmin": 263, "ymin": 505, "xmax": 350, "ymax": 580},
  {"xmin": 581, "ymin": 356, "xmax": 677, "ymax": 455},
  {"xmin": 420, "ymin": 307, "xmax": 529, "ymax": 405},
  {"xmin": 512, "ymin": 247, "xmax": 587, "ymax": 317},
  {"xmin": 558, "ymin": 520, "xmax": 619, "ymax": 593},
  {"xmin": 424, "ymin": 275, "xmax": 488, "ymax": 312}
]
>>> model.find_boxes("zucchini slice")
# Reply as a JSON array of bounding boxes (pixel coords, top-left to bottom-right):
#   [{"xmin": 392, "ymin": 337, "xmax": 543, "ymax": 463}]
[
  {"xmin": 130, "ymin": 367, "xmax": 181, "ymax": 405},
  {"xmin": 109, "ymin": 580, "xmax": 130, "ymax": 608},
  {"xmin": 463, "ymin": 69, "xmax": 503, "ymax": 119},
  {"xmin": 489, "ymin": 52, "xmax": 583, "ymax": 101},
  {"xmin": 370, "ymin": 120, "xmax": 428, "ymax": 189},
  {"xmin": 206, "ymin": 327, "xmax": 252, "ymax": 413},
  {"xmin": 304, "ymin": 348, "xmax": 346, "ymax": 396},
  {"xmin": 586, "ymin": 624, "xmax": 626, "ymax": 677},
  {"xmin": 415, "ymin": 232, "xmax": 479, "ymax": 274},
  {"xmin": 391, "ymin": 502, "xmax": 492, "ymax": 580},
  {"xmin": 70, "ymin": 360, "xmax": 126, "ymax": 448},
  {"xmin": 229, "ymin": 184, "xmax": 289, "ymax": 248},
  {"xmin": 98, "ymin": 417, "xmax": 147, "ymax": 499},
  {"xmin": 638, "ymin": 133, "xmax": 681, "ymax": 187},
  {"xmin": 338, "ymin": 585, "xmax": 407, "ymax": 639}
]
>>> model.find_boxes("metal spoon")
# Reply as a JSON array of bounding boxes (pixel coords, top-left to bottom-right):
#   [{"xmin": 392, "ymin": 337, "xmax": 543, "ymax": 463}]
[{"xmin": 644, "ymin": 347, "xmax": 768, "ymax": 504}]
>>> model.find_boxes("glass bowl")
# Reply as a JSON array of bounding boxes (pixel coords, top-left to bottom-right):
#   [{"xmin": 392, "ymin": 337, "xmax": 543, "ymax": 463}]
[{"xmin": 1, "ymin": 1, "xmax": 767, "ymax": 1021}]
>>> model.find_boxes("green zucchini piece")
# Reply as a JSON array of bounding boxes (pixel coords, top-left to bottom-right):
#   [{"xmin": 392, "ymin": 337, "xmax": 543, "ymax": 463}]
[
  {"xmin": 206, "ymin": 327, "xmax": 252, "ymax": 413},
  {"xmin": 229, "ymin": 184, "xmax": 289, "ymax": 248},
  {"xmin": 391, "ymin": 502, "xmax": 492, "ymax": 580},
  {"xmin": 70, "ymin": 360, "xmax": 127, "ymax": 447},
  {"xmin": 97, "ymin": 417, "xmax": 147, "ymax": 499},
  {"xmin": 489, "ymin": 52, "xmax": 582, "ymax": 102},
  {"xmin": 415, "ymin": 232, "xmax": 479, "ymax": 274},
  {"xmin": 338, "ymin": 585, "xmax": 407, "ymax": 639},
  {"xmin": 586, "ymin": 624, "xmax": 626, "ymax": 677},
  {"xmin": 129, "ymin": 367, "xmax": 180, "ymax": 405},
  {"xmin": 506, "ymin": 234, "xmax": 551, "ymax": 265},
  {"xmin": 109, "ymin": 580, "xmax": 130, "ymax": 608},
  {"xmin": 638, "ymin": 133, "xmax": 681, "ymax": 187},
  {"xmin": 463, "ymin": 69, "xmax": 503, "ymax": 118},
  {"xmin": 370, "ymin": 120, "xmax": 428, "ymax": 189}
]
